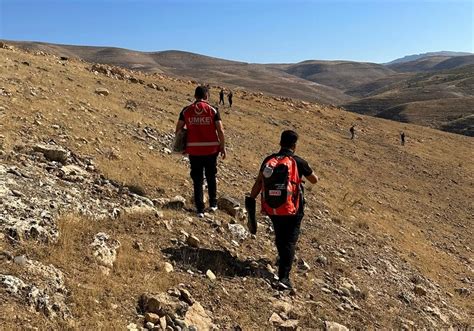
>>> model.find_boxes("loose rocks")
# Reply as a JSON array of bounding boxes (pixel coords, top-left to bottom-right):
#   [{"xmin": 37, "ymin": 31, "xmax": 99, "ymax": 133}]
[
  {"xmin": 186, "ymin": 234, "xmax": 200, "ymax": 248},
  {"xmin": 184, "ymin": 302, "xmax": 213, "ymax": 330},
  {"xmin": 227, "ymin": 223, "xmax": 249, "ymax": 241},
  {"xmin": 138, "ymin": 291, "xmax": 213, "ymax": 330},
  {"xmin": 33, "ymin": 144, "xmax": 69, "ymax": 163},
  {"xmin": 206, "ymin": 269, "xmax": 217, "ymax": 281},
  {"xmin": 325, "ymin": 321, "xmax": 349, "ymax": 331},
  {"xmin": 90, "ymin": 232, "xmax": 121, "ymax": 269},
  {"xmin": 164, "ymin": 195, "xmax": 186, "ymax": 210},
  {"xmin": 95, "ymin": 87, "xmax": 110, "ymax": 96},
  {"xmin": 217, "ymin": 196, "xmax": 240, "ymax": 217},
  {"xmin": 0, "ymin": 258, "xmax": 69, "ymax": 318},
  {"xmin": 163, "ymin": 262, "xmax": 174, "ymax": 273}
]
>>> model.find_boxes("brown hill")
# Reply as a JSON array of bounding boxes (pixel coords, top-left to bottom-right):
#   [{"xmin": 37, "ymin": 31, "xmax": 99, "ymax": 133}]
[
  {"xmin": 1, "ymin": 42, "xmax": 473, "ymax": 330},
  {"xmin": 387, "ymin": 51, "xmax": 473, "ymax": 65},
  {"xmin": 377, "ymin": 98, "xmax": 474, "ymax": 136},
  {"xmin": 280, "ymin": 60, "xmax": 396, "ymax": 91},
  {"xmin": 387, "ymin": 56, "xmax": 454, "ymax": 72},
  {"xmin": 3, "ymin": 40, "xmax": 474, "ymax": 137},
  {"xmin": 433, "ymin": 55, "xmax": 474, "ymax": 71},
  {"xmin": 345, "ymin": 73, "xmax": 414, "ymax": 98},
  {"xmin": 388, "ymin": 55, "xmax": 474, "ymax": 73},
  {"xmin": 4, "ymin": 40, "xmax": 352, "ymax": 105},
  {"xmin": 343, "ymin": 65, "xmax": 474, "ymax": 135}
]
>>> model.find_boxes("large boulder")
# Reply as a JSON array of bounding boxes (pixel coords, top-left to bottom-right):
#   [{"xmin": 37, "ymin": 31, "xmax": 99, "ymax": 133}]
[
  {"xmin": 139, "ymin": 292, "xmax": 188, "ymax": 317},
  {"xmin": 184, "ymin": 302, "xmax": 213, "ymax": 330}
]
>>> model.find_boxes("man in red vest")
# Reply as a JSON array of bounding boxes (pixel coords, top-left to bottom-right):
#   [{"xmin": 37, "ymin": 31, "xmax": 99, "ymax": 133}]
[{"xmin": 176, "ymin": 85, "xmax": 226, "ymax": 217}]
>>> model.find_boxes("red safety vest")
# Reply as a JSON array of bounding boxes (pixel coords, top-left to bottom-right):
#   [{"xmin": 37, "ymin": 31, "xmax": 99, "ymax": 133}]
[{"xmin": 183, "ymin": 101, "xmax": 220, "ymax": 156}]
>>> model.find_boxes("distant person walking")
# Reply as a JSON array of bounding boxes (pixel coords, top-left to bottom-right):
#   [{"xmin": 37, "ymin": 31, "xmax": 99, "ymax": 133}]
[
  {"xmin": 206, "ymin": 84, "xmax": 211, "ymax": 103},
  {"xmin": 175, "ymin": 85, "xmax": 226, "ymax": 217},
  {"xmin": 219, "ymin": 88, "xmax": 225, "ymax": 105},
  {"xmin": 350, "ymin": 125, "xmax": 355, "ymax": 140},
  {"xmin": 228, "ymin": 90, "xmax": 233, "ymax": 108},
  {"xmin": 247, "ymin": 130, "xmax": 318, "ymax": 290},
  {"xmin": 400, "ymin": 131, "xmax": 405, "ymax": 146}
]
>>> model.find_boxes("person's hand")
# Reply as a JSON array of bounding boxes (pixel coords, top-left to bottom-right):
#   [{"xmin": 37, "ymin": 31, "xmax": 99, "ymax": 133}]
[{"xmin": 220, "ymin": 146, "xmax": 226, "ymax": 160}]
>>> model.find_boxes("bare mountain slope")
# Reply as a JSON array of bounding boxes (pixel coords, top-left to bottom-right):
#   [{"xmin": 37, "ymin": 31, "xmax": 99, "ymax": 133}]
[
  {"xmin": 0, "ymin": 42, "xmax": 473, "ymax": 330},
  {"xmin": 388, "ymin": 55, "xmax": 474, "ymax": 73},
  {"xmin": 4, "ymin": 40, "xmax": 474, "ymax": 136},
  {"xmin": 387, "ymin": 56, "xmax": 454, "ymax": 72},
  {"xmin": 2, "ymin": 40, "xmax": 168, "ymax": 72},
  {"xmin": 345, "ymin": 73, "xmax": 414, "ymax": 98},
  {"xmin": 433, "ymin": 55, "xmax": 474, "ymax": 71},
  {"xmin": 343, "ymin": 65, "xmax": 474, "ymax": 135},
  {"xmin": 279, "ymin": 60, "xmax": 396, "ymax": 91},
  {"xmin": 387, "ymin": 51, "xmax": 473, "ymax": 65},
  {"xmin": 4, "ymin": 40, "xmax": 352, "ymax": 105},
  {"xmin": 147, "ymin": 51, "xmax": 353, "ymax": 105},
  {"xmin": 377, "ymin": 98, "xmax": 474, "ymax": 136}
]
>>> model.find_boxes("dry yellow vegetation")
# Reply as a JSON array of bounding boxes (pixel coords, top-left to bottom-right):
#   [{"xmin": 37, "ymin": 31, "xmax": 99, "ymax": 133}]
[{"xmin": 0, "ymin": 44, "xmax": 473, "ymax": 329}]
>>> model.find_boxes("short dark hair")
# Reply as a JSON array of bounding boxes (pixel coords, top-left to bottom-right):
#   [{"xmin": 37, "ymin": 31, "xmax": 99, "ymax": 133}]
[
  {"xmin": 195, "ymin": 85, "xmax": 208, "ymax": 99},
  {"xmin": 280, "ymin": 130, "xmax": 298, "ymax": 148}
]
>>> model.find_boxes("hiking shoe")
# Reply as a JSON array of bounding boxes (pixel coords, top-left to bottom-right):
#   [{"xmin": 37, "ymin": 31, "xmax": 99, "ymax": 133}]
[
  {"xmin": 209, "ymin": 206, "xmax": 218, "ymax": 212},
  {"xmin": 278, "ymin": 278, "xmax": 293, "ymax": 290},
  {"xmin": 197, "ymin": 212, "xmax": 205, "ymax": 218}
]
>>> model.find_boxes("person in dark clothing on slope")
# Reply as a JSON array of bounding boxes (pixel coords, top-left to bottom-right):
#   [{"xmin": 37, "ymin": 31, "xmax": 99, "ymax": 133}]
[
  {"xmin": 350, "ymin": 125, "xmax": 355, "ymax": 140},
  {"xmin": 175, "ymin": 86, "xmax": 226, "ymax": 217},
  {"xmin": 248, "ymin": 130, "xmax": 318, "ymax": 289},
  {"xmin": 400, "ymin": 131, "xmax": 406, "ymax": 146},
  {"xmin": 228, "ymin": 90, "xmax": 233, "ymax": 108},
  {"xmin": 219, "ymin": 88, "xmax": 225, "ymax": 105}
]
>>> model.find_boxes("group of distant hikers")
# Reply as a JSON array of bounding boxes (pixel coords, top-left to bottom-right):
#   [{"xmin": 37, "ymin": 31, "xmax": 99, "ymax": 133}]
[
  {"xmin": 350, "ymin": 124, "xmax": 406, "ymax": 145},
  {"xmin": 174, "ymin": 85, "xmax": 404, "ymax": 291},
  {"xmin": 218, "ymin": 88, "xmax": 233, "ymax": 107}
]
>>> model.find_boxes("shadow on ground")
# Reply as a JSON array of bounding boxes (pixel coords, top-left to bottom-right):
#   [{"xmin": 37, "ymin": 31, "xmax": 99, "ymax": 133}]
[{"xmin": 162, "ymin": 246, "xmax": 273, "ymax": 279}]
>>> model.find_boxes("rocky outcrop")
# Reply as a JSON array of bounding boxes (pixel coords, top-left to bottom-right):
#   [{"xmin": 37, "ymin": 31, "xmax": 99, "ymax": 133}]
[
  {"xmin": 1, "ymin": 257, "xmax": 69, "ymax": 318},
  {"xmin": 33, "ymin": 144, "xmax": 70, "ymax": 163},
  {"xmin": 138, "ymin": 289, "xmax": 214, "ymax": 330},
  {"xmin": 0, "ymin": 147, "xmax": 164, "ymax": 243},
  {"xmin": 91, "ymin": 232, "xmax": 120, "ymax": 270}
]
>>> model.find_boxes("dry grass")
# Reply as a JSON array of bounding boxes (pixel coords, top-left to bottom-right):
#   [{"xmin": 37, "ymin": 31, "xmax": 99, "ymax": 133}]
[
  {"xmin": 1, "ymin": 213, "xmax": 175, "ymax": 329},
  {"xmin": 1, "ymin": 45, "xmax": 473, "ymax": 328}
]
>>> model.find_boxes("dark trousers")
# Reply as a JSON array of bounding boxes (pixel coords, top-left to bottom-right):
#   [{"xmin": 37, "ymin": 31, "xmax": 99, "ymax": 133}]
[
  {"xmin": 219, "ymin": 96, "xmax": 224, "ymax": 105},
  {"xmin": 189, "ymin": 154, "xmax": 218, "ymax": 212},
  {"xmin": 270, "ymin": 214, "xmax": 303, "ymax": 280}
]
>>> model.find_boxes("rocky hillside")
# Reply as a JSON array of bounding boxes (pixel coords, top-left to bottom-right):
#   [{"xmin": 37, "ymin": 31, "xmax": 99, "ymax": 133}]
[
  {"xmin": 5, "ymin": 40, "xmax": 474, "ymax": 137},
  {"xmin": 0, "ymin": 43, "xmax": 473, "ymax": 330},
  {"xmin": 2, "ymin": 41, "xmax": 351, "ymax": 106},
  {"xmin": 343, "ymin": 64, "xmax": 474, "ymax": 136}
]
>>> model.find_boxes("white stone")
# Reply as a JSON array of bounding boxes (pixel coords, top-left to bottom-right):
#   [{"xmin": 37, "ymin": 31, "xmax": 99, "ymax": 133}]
[{"xmin": 206, "ymin": 269, "xmax": 216, "ymax": 281}]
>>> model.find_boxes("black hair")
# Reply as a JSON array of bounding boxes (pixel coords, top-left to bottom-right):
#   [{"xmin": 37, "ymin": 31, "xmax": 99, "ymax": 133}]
[
  {"xmin": 195, "ymin": 85, "xmax": 208, "ymax": 99},
  {"xmin": 280, "ymin": 130, "xmax": 298, "ymax": 148}
]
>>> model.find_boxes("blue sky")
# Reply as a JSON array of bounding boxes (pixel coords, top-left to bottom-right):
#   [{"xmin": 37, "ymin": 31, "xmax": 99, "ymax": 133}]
[{"xmin": 0, "ymin": 0, "xmax": 472, "ymax": 63}]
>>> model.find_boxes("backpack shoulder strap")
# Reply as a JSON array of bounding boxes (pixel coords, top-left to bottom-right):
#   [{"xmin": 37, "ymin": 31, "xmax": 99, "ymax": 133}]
[{"xmin": 286, "ymin": 156, "xmax": 301, "ymax": 183}]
